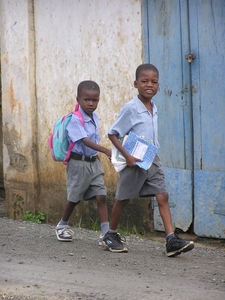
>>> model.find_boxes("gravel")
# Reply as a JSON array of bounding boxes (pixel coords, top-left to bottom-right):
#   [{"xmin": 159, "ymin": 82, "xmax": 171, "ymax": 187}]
[{"xmin": 0, "ymin": 217, "xmax": 225, "ymax": 300}]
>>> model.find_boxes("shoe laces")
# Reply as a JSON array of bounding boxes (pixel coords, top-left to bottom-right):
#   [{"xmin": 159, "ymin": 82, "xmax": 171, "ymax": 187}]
[
  {"xmin": 167, "ymin": 233, "xmax": 179, "ymax": 242},
  {"xmin": 173, "ymin": 233, "xmax": 181, "ymax": 240},
  {"xmin": 114, "ymin": 232, "xmax": 126, "ymax": 243},
  {"xmin": 59, "ymin": 228, "xmax": 74, "ymax": 236}
]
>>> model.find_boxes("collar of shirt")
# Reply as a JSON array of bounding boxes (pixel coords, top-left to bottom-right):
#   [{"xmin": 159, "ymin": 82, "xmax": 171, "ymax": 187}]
[
  {"xmin": 78, "ymin": 107, "xmax": 99, "ymax": 124},
  {"xmin": 134, "ymin": 96, "xmax": 157, "ymax": 115}
]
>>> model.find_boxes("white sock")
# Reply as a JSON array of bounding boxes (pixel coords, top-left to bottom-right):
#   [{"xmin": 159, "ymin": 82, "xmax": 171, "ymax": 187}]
[
  {"xmin": 100, "ymin": 221, "xmax": 109, "ymax": 235},
  {"xmin": 57, "ymin": 219, "xmax": 68, "ymax": 226}
]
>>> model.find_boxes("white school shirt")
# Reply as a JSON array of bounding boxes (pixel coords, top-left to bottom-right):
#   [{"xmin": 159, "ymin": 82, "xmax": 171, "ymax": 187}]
[
  {"xmin": 108, "ymin": 95, "xmax": 160, "ymax": 147},
  {"xmin": 66, "ymin": 107, "xmax": 100, "ymax": 157}
]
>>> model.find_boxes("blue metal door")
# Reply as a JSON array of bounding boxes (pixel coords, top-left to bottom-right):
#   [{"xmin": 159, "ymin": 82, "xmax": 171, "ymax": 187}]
[{"xmin": 142, "ymin": 0, "xmax": 225, "ymax": 238}]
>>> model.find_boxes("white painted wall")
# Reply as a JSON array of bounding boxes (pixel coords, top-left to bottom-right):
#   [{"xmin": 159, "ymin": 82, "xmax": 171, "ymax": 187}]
[
  {"xmin": 35, "ymin": 0, "xmax": 143, "ymax": 182},
  {"xmin": 0, "ymin": 0, "xmax": 143, "ymax": 221},
  {"xmin": 0, "ymin": 0, "xmax": 38, "ymax": 217}
]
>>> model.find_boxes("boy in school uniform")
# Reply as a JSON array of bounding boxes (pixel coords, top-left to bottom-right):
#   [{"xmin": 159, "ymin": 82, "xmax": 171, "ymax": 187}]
[
  {"xmin": 102, "ymin": 64, "xmax": 194, "ymax": 257},
  {"xmin": 55, "ymin": 80, "xmax": 111, "ymax": 244}
]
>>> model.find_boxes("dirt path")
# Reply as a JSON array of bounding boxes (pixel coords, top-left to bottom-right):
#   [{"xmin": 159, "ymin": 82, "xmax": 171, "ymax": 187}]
[{"xmin": 0, "ymin": 218, "xmax": 225, "ymax": 300}]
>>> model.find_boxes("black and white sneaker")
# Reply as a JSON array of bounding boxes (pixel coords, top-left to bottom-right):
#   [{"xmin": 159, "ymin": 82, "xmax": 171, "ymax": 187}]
[
  {"xmin": 98, "ymin": 233, "xmax": 105, "ymax": 246},
  {"xmin": 102, "ymin": 231, "xmax": 128, "ymax": 253},
  {"xmin": 166, "ymin": 234, "xmax": 194, "ymax": 257},
  {"xmin": 55, "ymin": 225, "xmax": 74, "ymax": 242}
]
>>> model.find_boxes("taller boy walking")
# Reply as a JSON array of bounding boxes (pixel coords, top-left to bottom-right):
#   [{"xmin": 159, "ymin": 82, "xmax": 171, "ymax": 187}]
[{"xmin": 102, "ymin": 63, "xmax": 194, "ymax": 257}]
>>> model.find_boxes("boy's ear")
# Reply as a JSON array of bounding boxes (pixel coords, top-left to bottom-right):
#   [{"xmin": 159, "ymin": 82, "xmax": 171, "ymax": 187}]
[
  {"xmin": 76, "ymin": 96, "xmax": 80, "ymax": 103},
  {"xmin": 134, "ymin": 80, "xmax": 138, "ymax": 88}
]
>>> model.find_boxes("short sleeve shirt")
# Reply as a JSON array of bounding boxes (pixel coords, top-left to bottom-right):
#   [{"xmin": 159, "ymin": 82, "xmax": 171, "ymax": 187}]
[
  {"xmin": 66, "ymin": 107, "xmax": 100, "ymax": 156},
  {"xmin": 108, "ymin": 95, "xmax": 159, "ymax": 147}
]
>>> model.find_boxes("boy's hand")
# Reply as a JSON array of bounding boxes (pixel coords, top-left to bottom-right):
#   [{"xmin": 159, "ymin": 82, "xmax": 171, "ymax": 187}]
[
  {"xmin": 104, "ymin": 149, "xmax": 112, "ymax": 161},
  {"xmin": 82, "ymin": 138, "xmax": 111, "ymax": 160},
  {"xmin": 126, "ymin": 154, "xmax": 142, "ymax": 167}
]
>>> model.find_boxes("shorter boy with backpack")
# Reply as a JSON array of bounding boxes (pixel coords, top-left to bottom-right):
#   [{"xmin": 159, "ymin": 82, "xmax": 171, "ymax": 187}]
[{"xmin": 52, "ymin": 80, "xmax": 111, "ymax": 243}]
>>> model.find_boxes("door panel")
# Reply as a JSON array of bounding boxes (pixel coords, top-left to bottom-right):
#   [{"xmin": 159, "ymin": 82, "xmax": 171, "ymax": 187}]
[
  {"xmin": 194, "ymin": 170, "xmax": 225, "ymax": 238},
  {"xmin": 143, "ymin": 0, "xmax": 192, "ymax": 168},
  {"xmin": 143, "ymin": 0, "xmax": 225, "ymax": 237},
  {"xmin": 153, "ymin": 168, "xmax": 192, "ymax": 232},
  {"xmin": 142, "ymin": 0, "xmax": 193, "ymax": 231},
  {"xmin": 189, "ymin": 0, "xmax": 225, "ymax": 237},
  {"xmin": 190, "ymin": 0, "xmax": 225, "ymax": 171}
]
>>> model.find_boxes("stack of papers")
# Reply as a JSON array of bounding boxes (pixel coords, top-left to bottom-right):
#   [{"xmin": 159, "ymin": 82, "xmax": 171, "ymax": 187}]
[
  {"xmin": 111, "ymin": 132, "xmax": 158, "ymax": 172},
  {"xmin": 111, "ymin": 136, "xmax": 128, "ymax": 172}
]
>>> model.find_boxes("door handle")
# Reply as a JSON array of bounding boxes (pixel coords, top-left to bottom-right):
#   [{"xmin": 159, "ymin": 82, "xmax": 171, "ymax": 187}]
[{"xmin": 185, "ymin": 53, "xmax": 195, "ymax": 63}]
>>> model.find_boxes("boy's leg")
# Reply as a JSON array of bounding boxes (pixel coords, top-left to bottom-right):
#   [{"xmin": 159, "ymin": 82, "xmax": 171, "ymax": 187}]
[
  {"xmin": 55, "ymin": 201, "xmax": 78, "ymax": 242},
  {"xmin": 155, "ymin": 192, "xmax": 194, "ymax": 257},
  {"xmin": 102, "ymin": 166, "xmax": 144, "ymax": 253},
  {"xmin": 155, "ymin": 192, "xmax": 173, "ymax": 235},
  {"xmin": 96, "ymin": 195, "xmax": 109, "ymax": 245},
  {"xmin": 110, "ymin": 199, "xmax": 129, "ymax": 230},
  {"xmin": 102, "ymin": 199, "xmax": 129, "ymax": 253},
  {"xmin": 61, "ymin": 201, "xmax": 78, "ymax": 222},
  {"xmin": 96, "ymin": 195, "xmax": 108, "ymax": 224}
]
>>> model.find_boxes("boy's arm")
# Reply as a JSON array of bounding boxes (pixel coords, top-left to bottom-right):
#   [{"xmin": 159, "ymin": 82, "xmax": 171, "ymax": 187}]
[
  {"xmin": 108, "ymin": 134, "xmax": 141, "ymax": 167},
  {"xmin": 82, "ymin": 137, "xmax": 111, "ymax": 159}
]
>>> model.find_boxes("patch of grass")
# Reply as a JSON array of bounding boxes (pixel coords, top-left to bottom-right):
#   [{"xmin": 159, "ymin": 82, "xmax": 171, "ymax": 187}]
[
  {"xmin": 23, "ymin": 210, "xmax": 45, "ymax": 224},
  {"xmin": 70, "ymin": 215, "xmax": 145, "ymax": 237},
  {"xmin": 195, "ymin": 237, "xmax": 225, "ymax": 248},
  {"xmin": 74, "ymin": 216, "xmax": 82, "ymax": 228},
  {"xmin": 90, "ymin": 218, "xmax": 100, "ymax": 231},
  {"xmin": 117, "ymin": 223, "xmax": 145, "ymax": 238}
]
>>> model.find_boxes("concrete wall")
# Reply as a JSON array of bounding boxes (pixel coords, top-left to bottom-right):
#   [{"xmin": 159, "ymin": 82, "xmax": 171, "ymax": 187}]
[
  {"xmin": 0, "ymin": 0, "xmax": 38, "ymax": 219},
  {"xmin": 0, "ymin": 0, "xmax": 151, "ymax": 230}
]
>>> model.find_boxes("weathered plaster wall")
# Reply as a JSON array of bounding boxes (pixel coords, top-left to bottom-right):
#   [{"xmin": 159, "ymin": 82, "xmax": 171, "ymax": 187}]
[
  {"xmin": 0, "ymin": 0, "xmax": 151, "ymax": 229},
  {"xmin": 34, "ymin": 0, "xmax": 143, "ymax": 224},
  {"xmin": 35, "ymin": 0, "xmax": 142, "ymax": 181},
  {"xmin": 0, "ymin": 0, "xmax": 39, "ymax": 219}
]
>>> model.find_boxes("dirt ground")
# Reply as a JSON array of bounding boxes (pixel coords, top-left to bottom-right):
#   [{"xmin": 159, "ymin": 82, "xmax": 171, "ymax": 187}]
[{"xmin": 0, "ymin": 217, "xmax": 225, "ymax": 300}]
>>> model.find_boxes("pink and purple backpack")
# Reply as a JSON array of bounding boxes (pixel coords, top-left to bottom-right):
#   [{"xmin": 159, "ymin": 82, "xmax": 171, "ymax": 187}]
[{"xmin": 49, "ymin": 103, "xmax": 84, "ymax": 165}]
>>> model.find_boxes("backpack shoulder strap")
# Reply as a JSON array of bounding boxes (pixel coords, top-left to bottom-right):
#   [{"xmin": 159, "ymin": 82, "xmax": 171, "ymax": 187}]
[
  {"xmin": 73, "ymin": 103, "xmax": 84, "ymax": 126},
  {"xmin": 63, "ymin": 104, "xmax": 84, "ymax": 165},
  {"xmin": 74, "ymin": 111, "xmax": 84, "ymax": 126},
  {"xmin": 74, "ymin": 102, "xmax": 79, "ymax": 112}
]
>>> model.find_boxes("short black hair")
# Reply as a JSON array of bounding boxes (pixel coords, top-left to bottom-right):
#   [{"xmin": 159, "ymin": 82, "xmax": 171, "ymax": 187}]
[
  {"xmin": 77, "ymin": 80, "xmax": 100, "ymax": 97},
  {"xmin": 135, "ymin": 63, "xmax": 159, "ymax": 80}
]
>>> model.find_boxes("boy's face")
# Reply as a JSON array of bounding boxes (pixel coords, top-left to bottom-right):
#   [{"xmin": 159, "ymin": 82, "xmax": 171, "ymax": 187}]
[
  {"xmin": 134, "ymin": 70, "xmax": 159, "ymax": 101},
  {"xmin": 77, "ymin": 89, "xmax": 100, "ymax": 116}
]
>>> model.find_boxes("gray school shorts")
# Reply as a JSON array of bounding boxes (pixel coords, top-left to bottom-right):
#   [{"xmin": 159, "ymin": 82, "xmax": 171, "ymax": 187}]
[
  {"xmin": 66, "ymin": 158, "xmax": 106, "ymax": 203},
  {"xmin": 116, "ymin": 155, "xmax": 167, "ymax": 200}
]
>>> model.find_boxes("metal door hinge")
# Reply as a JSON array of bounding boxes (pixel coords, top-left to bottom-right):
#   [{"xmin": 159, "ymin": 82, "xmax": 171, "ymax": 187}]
[{"xmin": 185, "ymin": 53, "xmax": 195, "ymax": 63}]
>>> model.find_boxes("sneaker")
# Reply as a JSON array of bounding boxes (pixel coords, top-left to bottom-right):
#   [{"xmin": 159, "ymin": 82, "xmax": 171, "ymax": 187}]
[
  {"xmin": 99, "ymin": 232, "xmax": 123, "ymax": 246},
  {"xmin": 98, "ymin": 233, "xmax": 105, "ymax": 246},
  {"xmin": 166, "ymin": 234, "xmax": 194, "ymax": 257},
  {"xmin": 55, "ymin": 225, "xmax": 74, "ymax": 242},
  {"xmin": 102, "ymin": 231, "xmax": 128, "ymax": 253}
]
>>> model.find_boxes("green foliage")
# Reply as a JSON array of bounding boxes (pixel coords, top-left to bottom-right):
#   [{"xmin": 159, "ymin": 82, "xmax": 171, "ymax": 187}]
[
  {"xmin": 23, "ymin": 210, "xmax": 45, "ymax": 224},
  {"xmin": 117, "ymin": 223, "xmax": 145, "ymax": 238},
  {"xmin": 74, "ymin": 216, "xmax": 82, "ymax": 228},
  {"xmin": 90, "ymin": 218, "xmax": 100, "ymax": 231}
]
